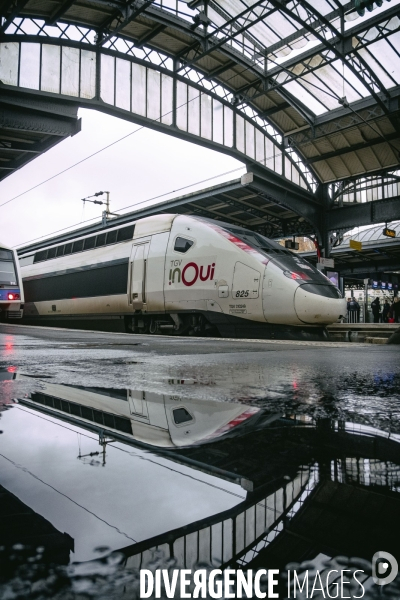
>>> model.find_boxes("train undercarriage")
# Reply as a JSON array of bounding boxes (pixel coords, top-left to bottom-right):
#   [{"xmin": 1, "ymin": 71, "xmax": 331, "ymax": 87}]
[{"xmin": 124, "ymin": 311, "xmax": 329, "ymax": 341}]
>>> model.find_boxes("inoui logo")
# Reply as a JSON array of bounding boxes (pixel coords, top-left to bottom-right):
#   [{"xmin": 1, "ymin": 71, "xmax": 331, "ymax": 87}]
[{"xmin": 169, "ymin": 261, "xmax": 216, "ymax": 287}]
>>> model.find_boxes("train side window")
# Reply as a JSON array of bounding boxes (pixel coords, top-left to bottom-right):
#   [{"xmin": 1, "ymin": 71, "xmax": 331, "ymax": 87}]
[
  {"xmin": 47, "ymin": 248, "xmax": 57, "ymax": 259},
  {"xmin": 103, "ymin": 413, "xmax": 114, "ymax": 428},
  {"xmin": 114, "ymin": 416, "xmax": 132, "ymax": 434},
  {"xmin": 118, "ymin": 225, "xmax": 135, "ymax": 241},
  {"xmin": 106, "ymin": 230, "xmax": 117, "ymax": 244},
  {"xmin": 93, "ymin": 409, "xmax": 104, "ymax": 424},
  {"xmin": 73, "ymin": 240, "xmax": 84, "ymax": 253},
  {"xmin": 19, "ymin": 255, "xmax": 34, "ymax": 266},
  {"xmin": 31, "ymin": 392, "xmax": 45, "ymax": 404},
  {"xmin": 34, "ymin": 250, "xmax": 48, "ymax": 263},
  {"xmin": 56, "ymin": 245, "xmax": 65, "ymax": 257},
  {"xmin": 96, "ymin": 233, "xmax": 106, "ymax": 247},
  {"xmin": 174, "ymin": 237, "xmax": 194, "ymax": 253},
  {"xmin": 69, "ymin": 402, "xmax": 81, "ymax": 416},
  {"xmin": 0, "ymin": 249, "xmax": 13, "ymax": 260},
  {"xmin": 44, "ymin": 396, "xmax": 54, "ymax": 408},
  {"xmin": 64, "ymin": 243, "xmax": 73, "ymax": 255},
  {"xmin": 172, "ymin": 407, "xmax": 193, "ymax": 425},
  {"xmin": 84, "ymin": 236, "xmax": 96, "ymax": 250},
  {"xmin": 81, "ymin": 406, "xmax": 93, "ymax": 421}
]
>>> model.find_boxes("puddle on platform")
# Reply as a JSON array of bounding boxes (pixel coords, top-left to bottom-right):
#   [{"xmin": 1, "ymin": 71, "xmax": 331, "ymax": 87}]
[{"xmin": 0, "ymin": 369, "xmax": 400, "ymax": 597}]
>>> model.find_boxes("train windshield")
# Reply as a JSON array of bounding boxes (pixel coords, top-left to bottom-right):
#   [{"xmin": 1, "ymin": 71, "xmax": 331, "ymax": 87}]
[
  {"xmin": 222, "ymin": 228, "xmax": 286, "ymax": 253},
  {"xmin": 0, "ymin": 248, "xmax": 18, "ymax": 286},
  {"xmin": 219, "ymin": 225, "xmax": 341, "ymax": 293}
]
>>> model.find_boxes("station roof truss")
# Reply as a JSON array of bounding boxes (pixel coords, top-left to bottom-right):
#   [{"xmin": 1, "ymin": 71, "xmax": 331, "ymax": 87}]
[
  {"xmin": 0, "ymin": 90, "xmax": 81, "ymax": 182},
  {"xmin": 0, "ymin": 0, "xmax": 399, "ymax": 197},
  {"xmin": 301, "ymin": 220, "xmax": 400, "ymax": 276}
]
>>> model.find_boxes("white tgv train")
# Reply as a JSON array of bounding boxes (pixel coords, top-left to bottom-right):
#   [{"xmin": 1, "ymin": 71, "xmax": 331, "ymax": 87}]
[
  {"xmin": 19, "ymin": 380, "xmax": 265, "ymax": 449},
  {"xmin": 19, "ymin": 214, "xmax": 345, "ymax": 339},
  {"xmin": 0, "ymin": 242, "xmax": 24, "ymax": 320}
]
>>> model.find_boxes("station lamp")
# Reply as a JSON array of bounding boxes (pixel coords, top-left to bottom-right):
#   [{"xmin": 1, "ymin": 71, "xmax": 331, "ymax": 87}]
[{"xmin": 354, "ymin": 0, "xmax": 391, "ymax": 17}]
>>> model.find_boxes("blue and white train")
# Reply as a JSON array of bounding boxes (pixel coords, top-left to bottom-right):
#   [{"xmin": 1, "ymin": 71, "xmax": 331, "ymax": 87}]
[
  {"xmin": 0, "ymin": 242, "xmax": 24, "ymax": 320},
  {"xmin": 18, "ymin": 214, "xmax": 346, "ymax": 339}
]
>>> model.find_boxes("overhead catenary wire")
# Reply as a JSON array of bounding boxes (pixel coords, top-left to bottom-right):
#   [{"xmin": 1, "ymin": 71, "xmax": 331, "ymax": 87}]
[
  {"xmin": 0, "ymin": 450, "xmax": 138, "ymax": 543},
  {"xmin": 16, "ymin": 164, "xmax": 246, "ymax": 247}
]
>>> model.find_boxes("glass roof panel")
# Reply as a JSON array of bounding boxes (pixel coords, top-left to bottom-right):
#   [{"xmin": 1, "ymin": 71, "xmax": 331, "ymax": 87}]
[
  {"xmin": 249, "ymin": 12, "xmax": 300, "ymax": 47},
  {"xmin": 300, "ymin": 70, "xmax": 342, "ymax": 110},
  {"xmin": 356, "ymin": 48, "xmax": 397, "ymax": 89},
  {"xmin": 340, "ymin": 63, "xmax": 371, "ymax": 99},
  {"xmin": 282, "ymin": 80, "xmax": 328, "ymax": 115},
  {"xmin": 364, "ymin": 37, "xmax": 400, "ymax": 86},
  {"xmin": 207, "ymin": 6, "xmax": 228, "ymax": 30},
  {"xmin": 306, "ymin": 0, "xmax": 338, "ymax": 16},
  {"xmin": 212, "ymin": 1, "xmax": 303, "ymax": 46}
]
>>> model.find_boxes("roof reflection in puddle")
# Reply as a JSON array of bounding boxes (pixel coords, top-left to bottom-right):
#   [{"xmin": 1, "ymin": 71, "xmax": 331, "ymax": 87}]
[{"xmin": 0, "ymin": 375, "xmax": 399, "ymax": 596}]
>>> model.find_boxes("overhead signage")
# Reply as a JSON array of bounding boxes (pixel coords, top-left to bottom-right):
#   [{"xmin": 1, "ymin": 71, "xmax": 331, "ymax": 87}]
[
  {"xmin": 285, "ymin": 240, "xmax": 299, "ymax": 250},
  {"xmin": 319, "ymin": 257, "xmax": 334, "ymax": 268},
  {"xmin": 383, "ymin": 227, "xmax": 396, "ymax": 238},
  {"xmin": 349, "ymin": 239, "xmax": 362, "ymax": 251}
]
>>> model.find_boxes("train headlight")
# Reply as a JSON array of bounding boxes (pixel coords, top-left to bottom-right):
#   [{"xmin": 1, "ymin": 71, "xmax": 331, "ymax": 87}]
[
  {"xmin": 283, "ymin": 270, "xmax": 309, "ymax": 281},
  {"xmin": 7, "ymin": 293, "xmax": 20, "ymax": 300}
]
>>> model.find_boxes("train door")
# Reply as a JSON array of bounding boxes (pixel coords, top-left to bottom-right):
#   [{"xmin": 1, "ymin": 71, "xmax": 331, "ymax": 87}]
[
  {"xmin": 129, "ymin": 242, "xmax": 150, "ymax": 310},
  {"xmin": 128, "ymin": 390, "xmax": 149, "ymax": 421}
]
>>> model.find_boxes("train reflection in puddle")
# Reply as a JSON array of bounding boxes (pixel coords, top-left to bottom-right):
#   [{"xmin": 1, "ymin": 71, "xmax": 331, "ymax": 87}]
[{"xmin": 8, "ymin": 378, "xmax": 399, "ymax": 579}]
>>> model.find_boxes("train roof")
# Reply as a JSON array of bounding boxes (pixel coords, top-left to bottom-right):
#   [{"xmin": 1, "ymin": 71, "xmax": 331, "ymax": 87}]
[
  {"xmin": 0, "ymin": 242, "xmax": 16, "ymax": 251},
  {"xmin": 17, "ymin": 213, "xmax": 179, "ymax": 256}
]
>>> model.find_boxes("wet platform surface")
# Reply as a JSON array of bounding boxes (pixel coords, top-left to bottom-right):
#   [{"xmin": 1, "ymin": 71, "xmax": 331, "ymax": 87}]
[{"xmin": 0, "ymin": 324, "xmax": 399, "ymax": 598}]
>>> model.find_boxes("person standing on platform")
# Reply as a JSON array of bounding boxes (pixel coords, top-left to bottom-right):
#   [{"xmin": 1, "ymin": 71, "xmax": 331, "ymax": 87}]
[
  {"xmin": 382, "ymin": 299, "xmax": 391, "ymax": 323},
  {"xmin": 371, "ymin": 297, "xmax": 381, "ymax": 323},
  {"xmin": 347, "ymin": 297, "xmax": 360, "ymax": 323},
  {"xmin": 388, "ymin": 301, "xmax": 395, "ymax": 323},
  {"xmin": 393, "ymin": 297, "xmax": 400, "ymax": 323}
]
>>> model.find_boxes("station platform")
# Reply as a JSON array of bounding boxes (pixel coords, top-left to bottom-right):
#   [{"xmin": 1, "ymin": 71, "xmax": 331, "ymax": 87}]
[{"xmin": 327, "ymin": 323, "xmax": 399, "ymax": 343}]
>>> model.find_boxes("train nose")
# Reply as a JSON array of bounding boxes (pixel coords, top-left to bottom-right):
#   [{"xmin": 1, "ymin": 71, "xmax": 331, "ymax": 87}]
[{"xmin": 294, "ymin": 284, "xmax": 346, "ymax": 324}]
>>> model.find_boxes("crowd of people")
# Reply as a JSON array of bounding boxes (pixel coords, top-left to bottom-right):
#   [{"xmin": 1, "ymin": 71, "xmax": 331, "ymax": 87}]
[
  {"xmin": 370, "ymin": 296, "xmax": 400, "ymax": 323},
  {"xmin": 346, "ymin": 296, "xmax": 400, "ymax": 323}
]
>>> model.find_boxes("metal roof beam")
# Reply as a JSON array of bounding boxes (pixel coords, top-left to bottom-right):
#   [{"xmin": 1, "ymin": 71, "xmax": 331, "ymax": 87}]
[
  {"xmin": 306, "ymin": 131, "xmax": 400, "ymax": 165},
  {"xmin": 0, "ymin": 135, "xmax": 66, "ymax": 176},
  {"xmin": 265, "ymin": 2, "xmax": 396, "ymax": 59},
  {"xmin": 262, "ymin": 2, "xmax": 352, "ymax": 57},
  {"xmin": 98, "ymin": 0, "xmax": 154, "ymax": 46},
  {"xmin": 327, "ymin": 195, "xmax": 400, "ymax": 231},
  {"xmin": 0, "ymin": 0, "xmax": 30, "ymax": 33},
  {"xmin": 0, "ymin": 107, "xmax": 81, "ymax": 137},
  {"xmin": 267, "ymin": 0, "xmax": 390, "ymax": 114},
  {"xmin": 285, "ymin": 88, "xmax": 400, "ymax": 145},
  {"xmin": 177, "ymin": 1, "xmax": 275, "ymax": 72},
  {"xmin": 243, "ymin": 166, "xmax": 321, "ymax": 231},
  {"xmin": 47, "ymin": 0, "xmax": 76, "ymax": 26},
  {"xmin": 135, "ymin": 23, "xmax": 166, "ymax": 49},
  {"xmin": 0, "ymin": 140, "xmax": 43, "ymax": 153},
  {"xmin": 260, "ymin": 103, "xmax": 290, "ymax": 118},
  {"xmin": 208, "ymin": 60, "xmax": 237, "ymax": 78}
]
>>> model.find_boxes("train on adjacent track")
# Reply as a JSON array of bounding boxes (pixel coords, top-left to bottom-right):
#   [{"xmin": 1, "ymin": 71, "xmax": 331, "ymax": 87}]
[
  {"xmin": 18, "ymin": 214, "xmax": 346, "ymax": 339},
  {"xmin": 0, "ymin": 242, "xmax": 24, "ymax": 321}
]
